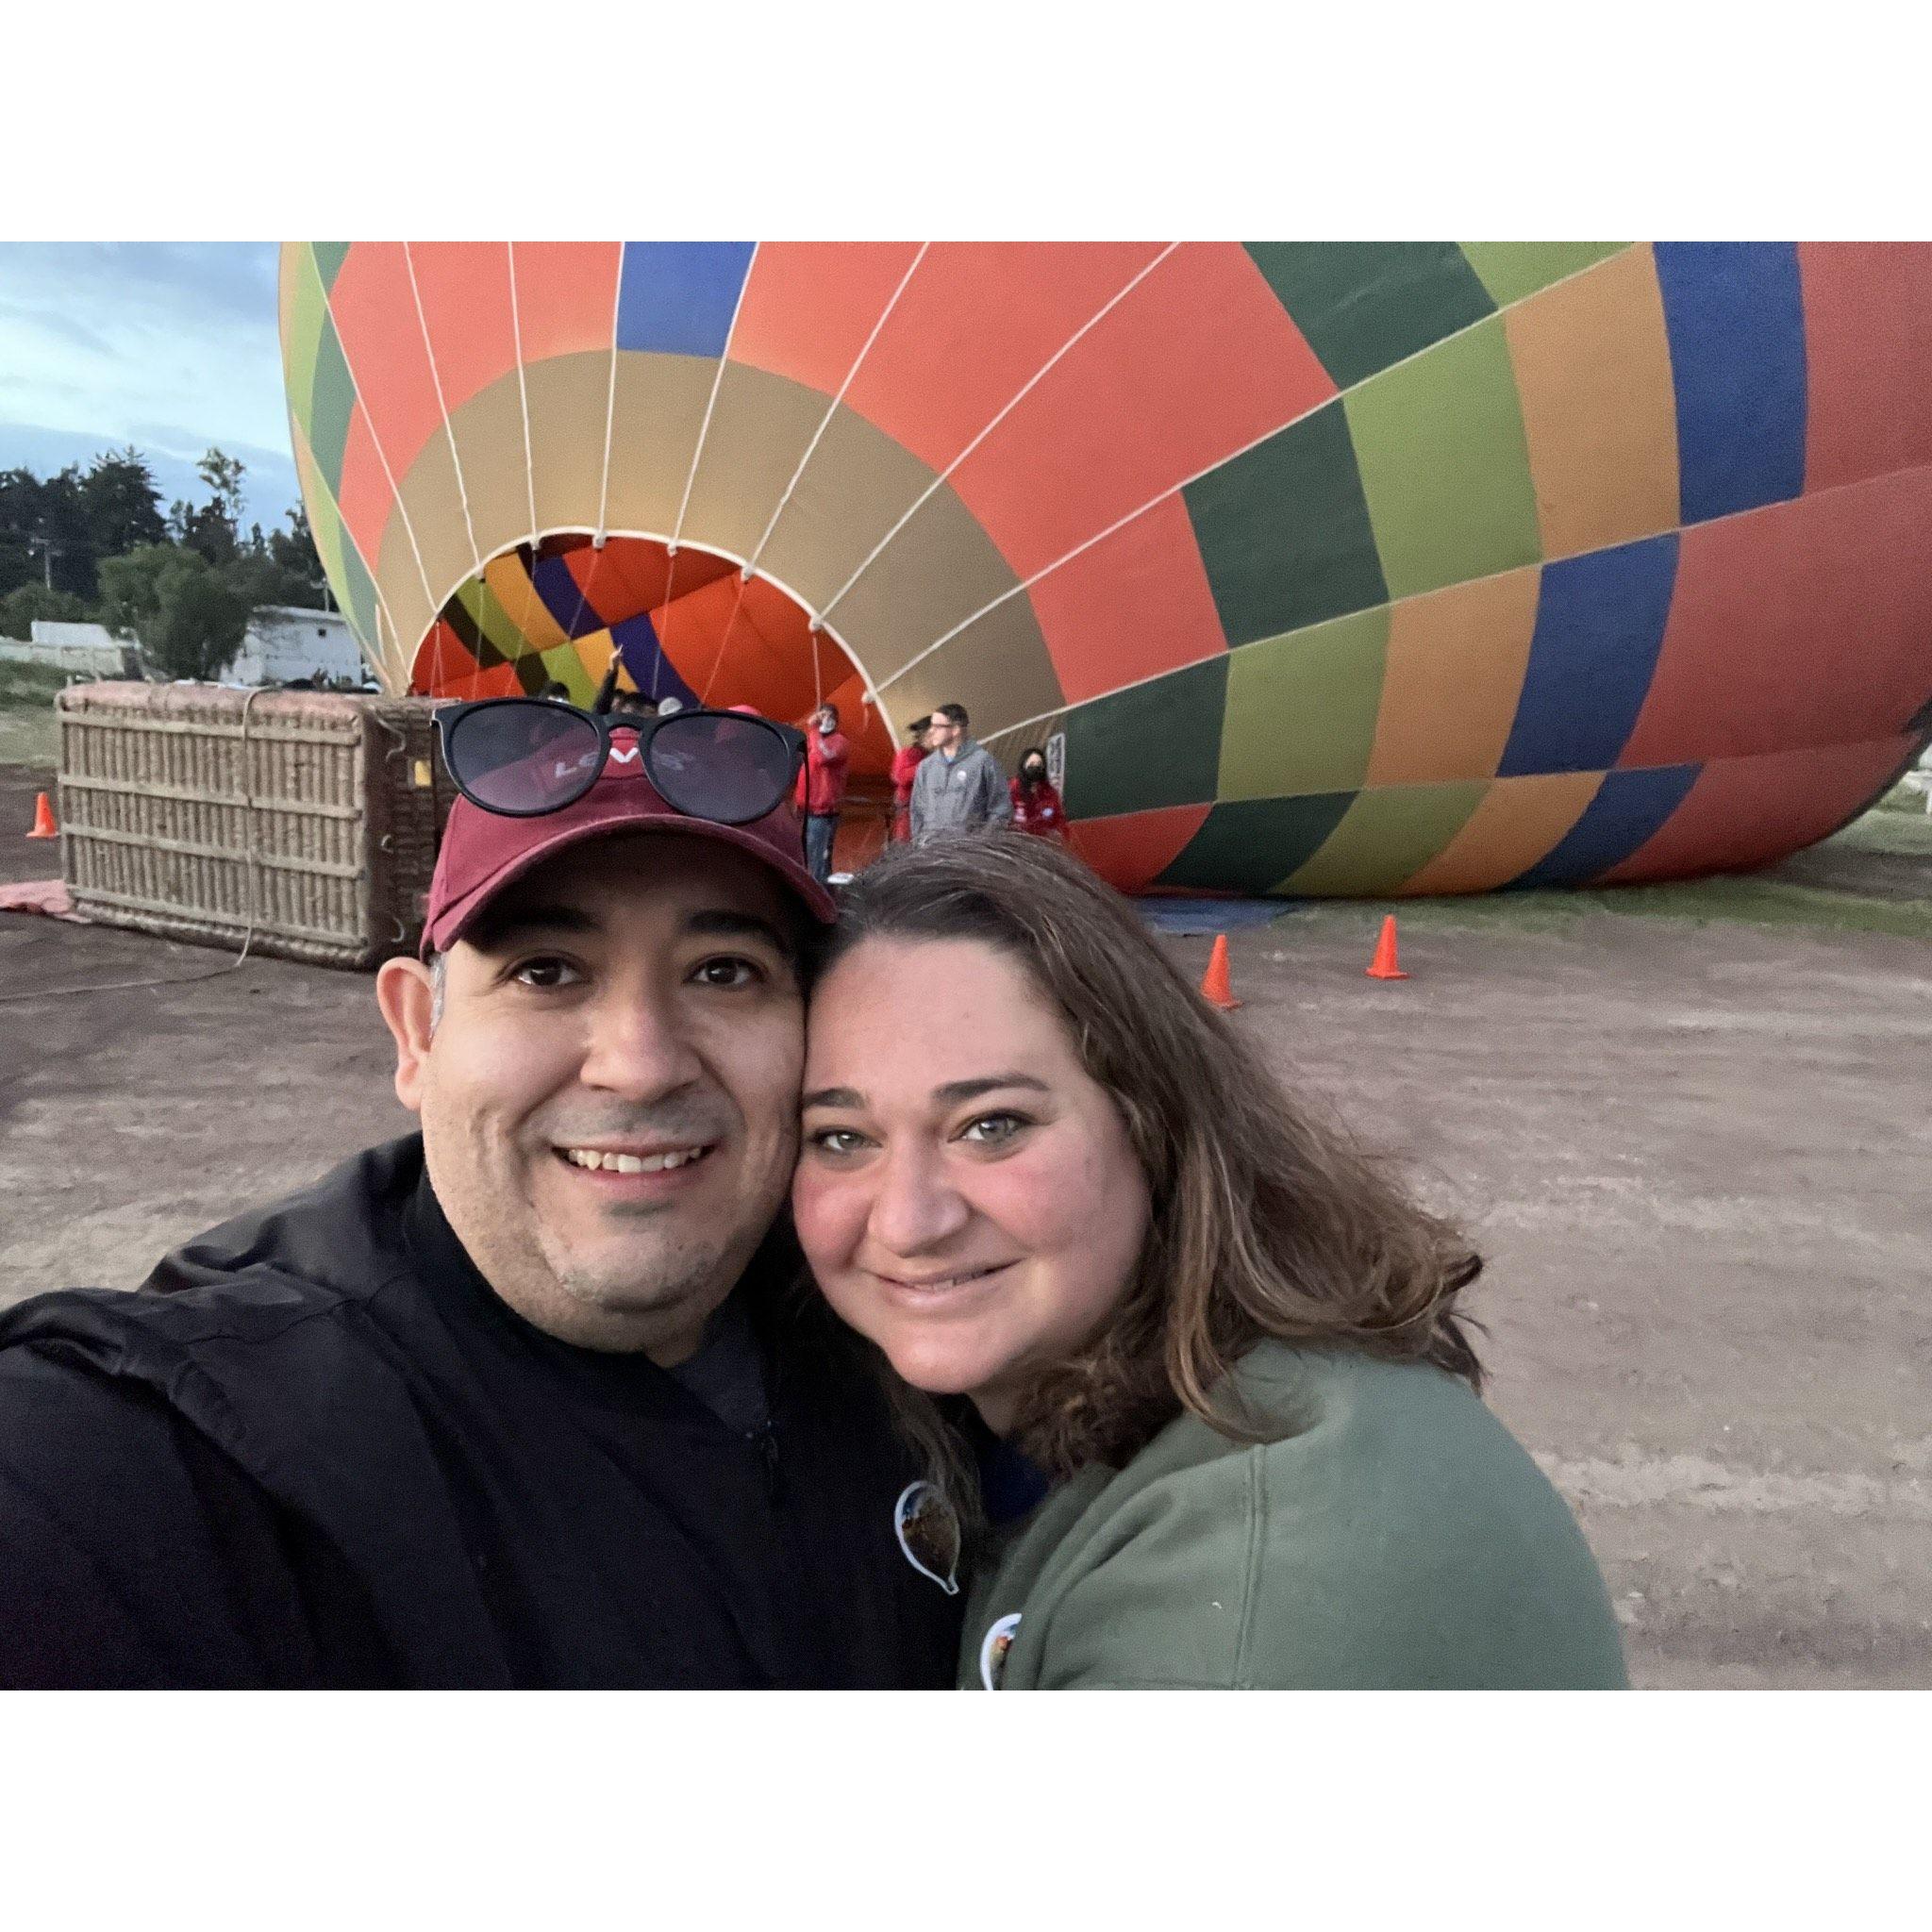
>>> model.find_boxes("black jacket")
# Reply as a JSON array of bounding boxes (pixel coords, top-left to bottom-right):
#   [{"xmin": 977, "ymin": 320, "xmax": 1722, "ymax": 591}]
[{"xmin": 0, "ymin": 1137, "xmax": 961, "ymax": 1688}]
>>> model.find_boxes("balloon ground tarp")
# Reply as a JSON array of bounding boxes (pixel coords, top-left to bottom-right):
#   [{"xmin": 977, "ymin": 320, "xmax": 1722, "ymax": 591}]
[{"xmin": 280, "ymin": 242, "xmax": 1932, "ymax": 897}]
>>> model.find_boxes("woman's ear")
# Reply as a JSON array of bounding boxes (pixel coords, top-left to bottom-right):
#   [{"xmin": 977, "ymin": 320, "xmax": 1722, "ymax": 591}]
[{"xmin": 375, "ymin": 957, "xmax": 436, "ymax": 1112}]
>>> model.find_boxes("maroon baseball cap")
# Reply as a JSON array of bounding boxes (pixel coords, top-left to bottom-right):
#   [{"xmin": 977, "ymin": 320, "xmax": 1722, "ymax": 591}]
[{"xmin": 421, "ymin": 729, "xmax": 836, "ymax": 957}]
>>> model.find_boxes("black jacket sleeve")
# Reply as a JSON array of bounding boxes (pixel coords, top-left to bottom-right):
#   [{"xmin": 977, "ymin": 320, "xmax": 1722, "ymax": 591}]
[{"xmin": 0, "ymin": 1345, "xmax": 376, "ymax": 1688}]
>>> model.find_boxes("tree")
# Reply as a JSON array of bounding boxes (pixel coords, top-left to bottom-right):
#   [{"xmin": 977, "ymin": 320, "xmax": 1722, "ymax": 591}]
[
  {"xmin": 169, "ymin": 495, "xmax": 234, "ymax": 568},
  {"xmin": 0, "ymin": 468, "xmax": 44, "ymax": 598},
  {"xmin": 78, "ymin": 448, "xmax": 166, "ymax": 563},
  {"xmin": 169, "ymin": 447, "xmax": 248, "ymax": 568},
  {"xmin": 154, "ymin": 563, "xmax": 249, "ymax": 681},
  {"xmin": 268, "ymin": 505, "xmax": 323, "ymax": 585},
  {"xmin": 0, "ymin": 582, "xmax": 90, "ymax": 639},
  {"xmin": 225, "ymin": 503, "xmax": 327, "ymax": 613},
  {"xmin": 198, "ymin": 449, "xmax": 246, "ymax": 531},
  {"xmin": 0, "ymin": 463, "xmax": 92, "ymax": 599},
  {"xmin": 94, "ymin": 544, "xmax": 163, "ymax": 641},
  {"xmin": 0, "ymin": 444, "xmax": 319, "ymax": 662},
  {"xmin": 97, "ymin": 543, "xmax": 248, "ymax": 681},
  {"xmin": 1, "ymin": 450, "xmax": 165, "ymax": 601}
]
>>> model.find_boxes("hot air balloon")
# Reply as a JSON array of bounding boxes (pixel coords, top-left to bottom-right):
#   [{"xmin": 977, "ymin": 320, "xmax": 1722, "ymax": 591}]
[{"xmin": 280, "ymin": 242, "xmax": 1932, "ymax": 895}]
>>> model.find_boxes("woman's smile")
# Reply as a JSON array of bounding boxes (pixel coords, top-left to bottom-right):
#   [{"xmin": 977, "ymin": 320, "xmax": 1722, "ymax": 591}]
[{"xmin": 868, "ymin": 1257, "xmax": 1020, "ymax": 1302}]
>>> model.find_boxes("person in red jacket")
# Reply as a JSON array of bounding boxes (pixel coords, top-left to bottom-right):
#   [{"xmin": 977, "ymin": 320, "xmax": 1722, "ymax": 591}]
[
  {"xmin": 888, "ymin": 716, "xmax": 931, "ymax": 843},
  {"xmin": 796, "ymin": 704, "xmax": 852, "ymax": 883},
  {"xmin": 1009, "ymin": 746, "xmax": 1066, "ymax": 841}
]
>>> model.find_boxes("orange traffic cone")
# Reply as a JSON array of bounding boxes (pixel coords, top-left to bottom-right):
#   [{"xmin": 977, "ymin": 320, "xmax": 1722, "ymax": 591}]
[
  {"xmin": 1365, "ymin": 914, "xmax": 1407, "ymax": 980},
  {"xmin": 1200, "ymin": 932, "xmax": 1241, "ymax": 1010},
  {"xmin": 25, "ymin": 791, "xmax": 58, "ymax": 840}
]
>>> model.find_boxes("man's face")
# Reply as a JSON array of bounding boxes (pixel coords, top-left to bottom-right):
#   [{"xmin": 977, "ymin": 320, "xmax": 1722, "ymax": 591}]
[
  {"xmin": 814, "ymin": 708, "xmax": 837, "ymax": 736},
  {"xmin": 930, "ymin": 715, "xmax": 958, "ymax": 751},
  {"xmin": 377, "ymin": 832, "xmax": 806, "ymax": 1361}
]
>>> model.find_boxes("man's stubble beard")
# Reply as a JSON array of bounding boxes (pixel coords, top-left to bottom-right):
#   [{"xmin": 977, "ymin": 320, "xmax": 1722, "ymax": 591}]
[
  {"xmin": 532, "ymin": 1191, "xmax": 758, "ymax": 1326},
  {"xmin": 536, "ymin": 1102, "xmax": 797, "ymax": 1311}
]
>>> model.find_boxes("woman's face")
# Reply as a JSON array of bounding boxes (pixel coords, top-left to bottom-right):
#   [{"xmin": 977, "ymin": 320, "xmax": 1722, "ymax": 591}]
[
  {"xmin": 1021, "ymin": 757, "xmax": 1045, "ymax": 782},
  {"xmin": 794, "ymin": 937, "xmax": 1151, "ymax": 1431}
]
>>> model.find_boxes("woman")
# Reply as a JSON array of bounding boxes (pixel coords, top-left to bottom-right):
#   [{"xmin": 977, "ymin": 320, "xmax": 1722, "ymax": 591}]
[
  {"xmin": 1008, "ymin": 746, "xmax": 1066, "ymax": 841},
  {"xmin": 792, "ymin": 836, "xmax": 1625, "ymax": 1690}
]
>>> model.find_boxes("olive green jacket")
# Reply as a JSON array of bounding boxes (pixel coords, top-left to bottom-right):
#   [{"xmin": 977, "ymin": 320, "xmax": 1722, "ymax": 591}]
[{"xmin": 959, "ymin": 1344, "xmax": 1625, "ymax": 1690}]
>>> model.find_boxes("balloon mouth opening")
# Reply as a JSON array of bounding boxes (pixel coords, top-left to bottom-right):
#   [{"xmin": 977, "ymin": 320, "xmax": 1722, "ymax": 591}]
[{"xmin": 405, "ymin": 532, "xmax": 894, "ymax": 789}]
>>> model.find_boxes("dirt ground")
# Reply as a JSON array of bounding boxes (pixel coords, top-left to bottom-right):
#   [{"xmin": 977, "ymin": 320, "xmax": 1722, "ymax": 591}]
[{"xmin": 2, "ymin": 756, "xmax": 1927, "ymax": 1689}]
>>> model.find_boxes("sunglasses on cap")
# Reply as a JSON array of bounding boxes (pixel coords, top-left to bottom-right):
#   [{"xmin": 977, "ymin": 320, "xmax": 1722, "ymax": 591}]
[{"xmin": 435, "ymin": 692, "xmax": 806, "ymax": 826}]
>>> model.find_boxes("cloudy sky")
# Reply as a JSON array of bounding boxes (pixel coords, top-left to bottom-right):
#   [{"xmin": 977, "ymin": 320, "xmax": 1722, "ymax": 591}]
[{"xmin": 0, "ymin": 242, "xmax": 300, "ymax": 530}]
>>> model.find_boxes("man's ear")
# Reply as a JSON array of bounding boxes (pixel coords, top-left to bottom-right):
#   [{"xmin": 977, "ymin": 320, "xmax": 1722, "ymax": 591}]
[{"xmin": 375, "ymin": 958, "xmax": 436, "ymax": 1113}]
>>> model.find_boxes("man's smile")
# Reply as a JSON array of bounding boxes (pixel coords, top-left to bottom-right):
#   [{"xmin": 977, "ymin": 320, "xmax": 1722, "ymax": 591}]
[{"xmin": 558, "ymin": 1143, "xmax": 716, "ymax": 1174}]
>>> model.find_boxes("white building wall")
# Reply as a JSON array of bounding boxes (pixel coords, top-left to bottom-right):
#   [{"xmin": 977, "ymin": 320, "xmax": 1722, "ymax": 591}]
[
  {"xmin": 6, "ymin": 623, "xmax": 139, "ymax": 675},
  {"xmin": 3, "ymin": 610, "xmax": 367, "ymax": 685},
  {"xmin": 226, "ymin": 607, "xmax": 367, "ymax": 686}
]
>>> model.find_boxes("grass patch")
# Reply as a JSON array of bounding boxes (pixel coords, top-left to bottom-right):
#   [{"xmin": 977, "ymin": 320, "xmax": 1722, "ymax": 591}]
[
  {"xmin": 0, "ymin": 661, "xmax": 71, "ymax": 709},
  {"xmin": 1872, "ymin": 778, "xmax": 1932, "ymax": 815},
  {"xmin": 0, "ymin": 715, "xmax": 58, "ymax": 765},
  {"xmin": 1366, "ymin": 876, "xmax": 1932, "ymax": 940},
  {"xmin": 0, "ymin": 662, "xmax": 66, "ymax": 765},
  {"xmin": 1595, "ymin": 876, "xmax": 1932, "ymax": 937},
  {"xmin": 1827, "ymin": 806, "xmax": 1932, "ymax": 859}
]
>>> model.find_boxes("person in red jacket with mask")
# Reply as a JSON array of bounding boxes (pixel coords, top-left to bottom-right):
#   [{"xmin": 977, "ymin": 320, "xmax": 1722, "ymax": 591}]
[
  {"xmin": 795, "ymin": 704, "xmax": 852, "ymax": 884},
  {"xmin": 1009, "ymin": 746, "xmax": 1066, "ymax": 841},
  {"xmin": 888, "ymin": 716, "xmax": 931, "ymax": 844}
]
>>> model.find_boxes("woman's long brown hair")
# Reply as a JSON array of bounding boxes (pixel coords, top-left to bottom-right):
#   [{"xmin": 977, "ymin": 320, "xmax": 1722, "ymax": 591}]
[{"xmin": 814, "ymin": 834, "xmax": 1483, "ymax": 1487}]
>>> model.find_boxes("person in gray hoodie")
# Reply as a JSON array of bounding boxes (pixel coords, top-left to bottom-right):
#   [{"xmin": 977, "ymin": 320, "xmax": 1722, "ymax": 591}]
[{"xmin": 908, "ymin": 703, "xmax": 1012, "ymax": 843}]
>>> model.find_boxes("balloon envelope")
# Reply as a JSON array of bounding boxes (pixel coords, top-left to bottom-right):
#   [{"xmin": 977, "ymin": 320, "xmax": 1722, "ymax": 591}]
[{"xmin": 281, "ymin": 242, "xmax": 1932, "ymax": 895}]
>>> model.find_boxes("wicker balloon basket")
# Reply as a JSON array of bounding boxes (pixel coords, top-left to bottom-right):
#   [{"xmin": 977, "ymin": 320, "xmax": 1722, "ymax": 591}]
[{"xmin": 56, "ymin": 683, "xmax": 456, "ymax": 970}]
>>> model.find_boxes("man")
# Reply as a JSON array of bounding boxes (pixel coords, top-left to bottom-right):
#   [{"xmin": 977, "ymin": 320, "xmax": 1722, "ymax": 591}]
[
  {"xmin": 794, "ymin": 702, "xmax": 850, "ymax": 885},
  {"xmin": 888, "ymin": 715, "xmax": 930, "ymax": 843},
  {"xmin": 0, "ymin": 713, "xmax": 961, "ymax": 1688},
  {"xmin": 908, "ymin": 703, "xmax": 1011, "ymax": 843}
]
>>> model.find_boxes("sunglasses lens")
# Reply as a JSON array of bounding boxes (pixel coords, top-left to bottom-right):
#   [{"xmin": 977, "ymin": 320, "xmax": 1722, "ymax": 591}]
[
  {"xmin": 646, "ymin": 712, "xmax": 794, "ymax": 824},
  {"xmin": 445, "ymin": 702, "xmax": 602, "ymax": 813}
]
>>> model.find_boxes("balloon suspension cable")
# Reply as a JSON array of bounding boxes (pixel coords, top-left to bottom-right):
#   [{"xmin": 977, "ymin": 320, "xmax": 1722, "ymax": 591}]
[
  {"xmin": 593, "ymin": 243, "xmax": 626, "ymax": 549},
  {"xmin": 697, "ymin": 566, "xmax": 756, "ymax": 710},
  {"xmin": 512, "ymin": 540, "xmax": 546, "ymax": 673},
  {"xmin": 562, "ymin": 541, "xmax": 605, "ymax": 649},
  {"xmin": 652, "ymin": 544, "xmax": 678, "ymax": 701},
  {"xmin": 506, "ymin": 243, "xmax": 542, "ymax": 562}
]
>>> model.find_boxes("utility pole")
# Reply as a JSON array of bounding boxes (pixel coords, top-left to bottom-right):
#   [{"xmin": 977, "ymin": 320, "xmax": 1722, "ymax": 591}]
[{"xmin": 25, "ymin": 530, "xmax": 60, "ymax": 590}]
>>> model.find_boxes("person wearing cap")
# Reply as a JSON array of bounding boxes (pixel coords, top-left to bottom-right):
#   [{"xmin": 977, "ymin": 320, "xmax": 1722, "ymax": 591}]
[
  {"xmin": 792, "ymin": 703, "xmax": 850, "ymax": 885},
  {"xmin": 888, "ymin": 716, "xmax": 931, "ymax": 842},
  {"xmin": 0, "ymin": 701, "xmax": 963, "ymax": 1689}
]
